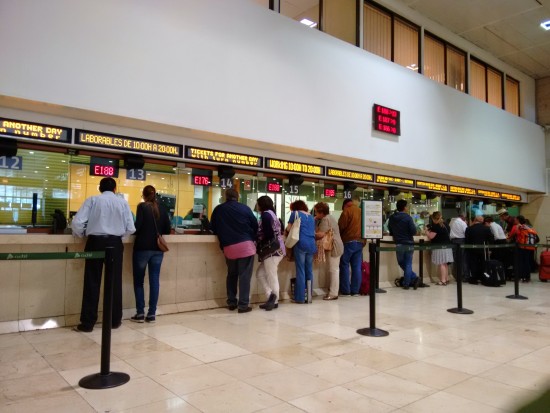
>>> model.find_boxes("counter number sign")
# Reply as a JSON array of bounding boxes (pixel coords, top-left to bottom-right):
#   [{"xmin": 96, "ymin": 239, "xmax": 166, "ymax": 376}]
[{"xmin": 126, "ymin": 169, "xmax": 146, "ymax": 181}]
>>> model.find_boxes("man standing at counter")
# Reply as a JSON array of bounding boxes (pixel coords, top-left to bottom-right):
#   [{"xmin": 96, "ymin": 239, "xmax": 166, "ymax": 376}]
[
  {"xmin": 210, "ymin": 188, "xmax": 258, "ymax": 313},
  {"xmin": 72, "ymin": 177, "xmax": 135, "ymax": 332},
  {"xmin": 388, "ymin": 199, "xmax": 420, "ymax": 290}
]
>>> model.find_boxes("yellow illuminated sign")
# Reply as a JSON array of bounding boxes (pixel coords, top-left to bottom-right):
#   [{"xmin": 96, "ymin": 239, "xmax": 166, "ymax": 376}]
[
  {"xmin": 326, "ymin": 167, "xmax": 373, "ymax": 182},
  {"xmin": 266, "ymin": 158, "xmax": 325, "ymax": 176},
  {"xmin": 76, "ymin": 130, "xmax": 182, "ymax": 158},
  {"xmin": 185, "ymin": 146, "xmax": 263, "ymax": 167},
  {"xmin": 375, "ymin": 174, "xmax": 415, "ymax": 187},
  {"xmin": 0, "ymin": 117, "xmax": 71, "ymax": 143},
  {"xmin": 416, "ymin": 180, "xmax": 448, "ymax": 192},
  {"xmin": 449, "ymin": 185, "xmax": 476, "ymax": 195},
  {"xmin": 501, "ymin": 193, "xmax": 521, "ymax": 202},
  {"xmin": 477, "ymin": 189, "xmax": 501, "ymax": 199}
]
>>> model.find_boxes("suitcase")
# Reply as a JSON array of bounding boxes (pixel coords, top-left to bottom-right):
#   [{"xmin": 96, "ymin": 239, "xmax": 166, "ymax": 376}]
[
  {"xmin": 539, "ymin": 241, "xmax": 550, "ymax": 282},
  {"xmin": 482, "ymin": 260, "xmax": 506, "ymax": 287},
  {"xmin": 360, "ymin": 261, "xmax": 370, "ymax": 295}
]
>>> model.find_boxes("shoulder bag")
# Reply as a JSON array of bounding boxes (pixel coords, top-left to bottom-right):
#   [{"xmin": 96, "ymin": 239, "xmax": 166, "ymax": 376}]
[
  {"xmin": 151, "ymin": 205, "xmax": 169, "ymax": 252},
  {"xmin": 322, "ymin": 218, "xmax": 334, "ymax": 251},
  {"xmin": 285, "ymin": 211, "xmax": 301, "ymax": 248}
]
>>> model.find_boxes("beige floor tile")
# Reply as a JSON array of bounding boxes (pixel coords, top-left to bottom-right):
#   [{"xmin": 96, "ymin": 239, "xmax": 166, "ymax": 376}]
[
  {"xmin": 386, "ymin": 360, "xmax": 472, "ymax": 390},
  {"xmin": 0, "ymin": 332, "xmax": 27, "ymax": 348},
  {"xmin": 183, "ymin": 380, "xmax": 281, "ymax": 413},
  {"xmin": 258, "ymin": 344, "xmax": 332, "ymax": 367},
  {"xmin": 112, "ymin": 337, "xmax": 177, "ymax": 359},
  {"xmin": 0, "ymin": 392, "xmax": 95, "ymax": 413},
  {"xmin": 209, "ymin": 353, "xmax": 287, "ymax": 379},
  {"xmin": 124, "ymin": 349, "xmax": 203, "ymax": 376},
  {"xmin": 58, "ymin": 359, "xmax": 145, "ymax": 386},
  {"xmin": 120, "ymin": 397, "xmax": 200, "ymax": 412},
  {"xmin": 340, "ymin": 346, "xmax": 415, "ymax": 371},
  {"xmin": 44, "ymin": 346, "xmax": 109, "ymax": 371},
  {"xmin": 132, "ymin": 323, "xmax": 197, "ymax": 339},
  {"xmin": 305, "ymin": 321, "xmax": 363, "ymax": 340},
  {"xmin": 154, "ymin": 364, "xmax": 237, "ymax": 396},
  {"xmin": 253, "ymin": 402, "xmax": 307, "ymax": 412},
  {"xmin": 0, "ymin": 371, "xmax": 73, "ymax": 404},
  {"xmin": 158, "ymin": 331, "xmax": 220, "ymax": 349},
  {"xmin": 180, "ymin": 340, "xmax": 250, "ymax": 363},
  {"xmin": 290, "ymin": 385, "xmax": 394, "ymax": 413},
  {"xmin": 300, "ymin": 335, "xmax": 366, "ymax": 356},
  {"xmin": 479, "ymin": 364, "xmax": 550, "ymax": 392},
  {"xmin": 296, "ymin": 356, "xmax": 377, "ymax": 385},
  {"xmin": 402, "ymin": 391, "xmax": 504, "ymax": 413},
  {"xmin": 422, "ymin": 350, "xmax": 499, "ymax": 375},
  {"xmin": 0, "ymin": 353, "xmax": 54, "ymax": 380}
]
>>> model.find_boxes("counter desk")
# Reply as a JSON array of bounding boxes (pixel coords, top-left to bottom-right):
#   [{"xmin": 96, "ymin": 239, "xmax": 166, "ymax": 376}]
[{"xmin": 0, "ymin": 234, "xmax": 434, "ymax": 334}]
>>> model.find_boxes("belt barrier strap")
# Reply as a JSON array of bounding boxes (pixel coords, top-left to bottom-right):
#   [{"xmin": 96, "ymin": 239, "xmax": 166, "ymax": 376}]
[{"xmin": 0, "ymin": 251, "xmax": 105, "ymax": 260}]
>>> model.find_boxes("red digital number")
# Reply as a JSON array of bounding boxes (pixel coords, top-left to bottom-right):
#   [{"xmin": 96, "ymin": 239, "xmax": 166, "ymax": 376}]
[
  {"xmin": 324, "ymin": 188, "xmax": 336, "ymax": 197},
  {"xmin": 193, "ymin": 175, "xmax": 210, "ymax": 185},
  {"xmin": 94, "ymin": 165, "xmax": 114, "ymax": 176},
  {"xmin": 267, "ymin": 182, "xmax": 281, "ymax": 192}
]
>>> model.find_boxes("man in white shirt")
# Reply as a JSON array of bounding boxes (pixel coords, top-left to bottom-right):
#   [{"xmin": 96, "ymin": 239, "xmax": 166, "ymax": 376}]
[
  {"xmin": 484, "ymin": 216, "xmax": 507, "ymax": 265},
  {"xmin": 72, "ymin": 177, "xmax": 135, "ymax": 332},
  {"xmin": 449, "ymin": 214, "xmax": 469, "ymax": 280}
]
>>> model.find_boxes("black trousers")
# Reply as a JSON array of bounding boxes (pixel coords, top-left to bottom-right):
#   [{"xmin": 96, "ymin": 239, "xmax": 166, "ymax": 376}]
[{"xmin": 80, "ymin": 235, "xmax": 124, "ymax": 328}]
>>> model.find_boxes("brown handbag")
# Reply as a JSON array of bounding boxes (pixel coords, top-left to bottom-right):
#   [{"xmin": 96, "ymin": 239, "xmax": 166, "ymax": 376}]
[{"xmin": 151, "ymin": 205, "xmax": 169, "ymax": 252}]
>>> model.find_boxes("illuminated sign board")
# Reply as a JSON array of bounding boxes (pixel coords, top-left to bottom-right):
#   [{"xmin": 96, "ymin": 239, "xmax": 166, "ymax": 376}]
[
  {"xmin": 324, "ymin": 184, "xmax": 337, "ymax": 198},
  {"xmin": 89, "ymin": 157, "xmax": 119, "ymax": 178},
  {"xmin": 477, "ymin": 189, "xmax": 501, "ymax": 199},
  {"xmin": 266, "ymin": 179, "xmax": 282, "ymax": 193},
  {"xmin": 416, "ymin": 180, "xmax": 448, "ymax": 192},
  {"xmin": 449, "ymin": 185, "xmax": 476, "ymax": 196},
  {"xmin": 185, "ymin": 146, "xmax": 263, "ymax": 167},
  {"xmin": 375, "ymin": 174, "xmax": 415, "ymax": 187},
  {"xmin": 372, "ymin": 104, "xmax": 400, "ymax": 136},
  {"xmin": 0, "ymin": 117, "xmax": 71, "ymax": 143},
  {"xmin": 501, "ymin": 193, "xmax": 521, "ymax": 202},
  {"xmin": 326, "ymin": 167, "xmax": 373, "ymax": 182},
  {"xmin": 265, "ymin": 158, "xmax": 325, "ymax": 176},
  {"xmin": 191, "ymin": 169, "xmax": 213, "ymax": 186},
  {"xmin": 76, "ymin": 130, "xmax": 182, "ymax": 158}
]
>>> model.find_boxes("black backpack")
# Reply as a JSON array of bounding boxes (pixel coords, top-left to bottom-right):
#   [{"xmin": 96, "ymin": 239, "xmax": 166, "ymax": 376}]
[{"xmin": 52, "ymin": 209, "xmax": 67, "ymax": 234}]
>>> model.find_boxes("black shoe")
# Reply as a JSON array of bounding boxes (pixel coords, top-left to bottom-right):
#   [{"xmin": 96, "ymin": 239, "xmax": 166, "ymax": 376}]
[
  {"xmin": 130, "ymin": 314, "xmax": 145, "ymax": 323},
  {"xmin": 112, "ymin": 323, "xmax": 121, "ymax": 329},
  {"xmin": 228, "ymin": 305, "xmax": 238, "ymax": 311},
  {"xmin": 145, "ymin": 315, "xmax": 156, "ymax": 323},
  {"xmin": 238, "ymin": 307, "xmax": 252, "ymax": 313},
  {"xmin": 402, "ymin": 286, "xmax": 410, "ymax": 290},
  {"xmin": 263, "ymin": 293, "xmax": 277, "ymax": 311},
  {"xmin": 413, "ymin": 278, "xmax": 420, "ymax": 290},
  {"xmin": 73, "ymin": 324, "xmax": 93, "ymax": 333}
]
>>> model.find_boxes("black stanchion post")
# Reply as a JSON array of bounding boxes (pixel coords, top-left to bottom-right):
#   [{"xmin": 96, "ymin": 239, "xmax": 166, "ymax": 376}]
[
  {"xmin": 357, "ymin": 242, "xmax": 389, "ymax": 337},
  {"xmin": 374, "ymin": 239, "xmax": 386, "ymax": 293},
  {"xmin": 448, "ymin": 244, "xmax": 474, "ymax": 314},
  {"xmin": 418, "ymin": 239, "xmax": 430, "ymax": 288},
  {"xmin": 507, "ymin": 244, "xmax": 528, "ymax": 300},
  {"xmin": 79, "ymin": 247, "xmax": 130, "ymax": 389}
]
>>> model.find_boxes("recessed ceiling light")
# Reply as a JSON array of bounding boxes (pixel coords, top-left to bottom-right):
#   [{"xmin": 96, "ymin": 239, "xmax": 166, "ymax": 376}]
[
  {"xmin": 540, "ymin": 20, "xmax": 550, "ymax": 30},
  {"xmin": 300, "ymin": 18, "xmax": 317, "ymax": 28}
]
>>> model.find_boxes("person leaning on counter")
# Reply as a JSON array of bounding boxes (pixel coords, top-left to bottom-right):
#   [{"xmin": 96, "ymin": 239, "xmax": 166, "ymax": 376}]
[{"xmin": 71, "ymin": 177, "xmax": 136, "ymax": 333}]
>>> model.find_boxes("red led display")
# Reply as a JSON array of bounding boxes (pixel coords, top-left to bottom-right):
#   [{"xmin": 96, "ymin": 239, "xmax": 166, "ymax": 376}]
[
  {"xmin": 192, "ymin": 175, "xmax": 212, "ymax": 186},
  {"xmin": 89, "ymin": 164, "xmax": 119, "ymax": 177},
  {"xmin": 267, "ymin": 181, "xmax": 282, "ymax": 193},
  {"xmin": 373, "ymin": 104, "xmax": 400, "ymax": 136},
  {"xmin": 324, "ymin": 184, "xmax": 336, "ymax": 198}
]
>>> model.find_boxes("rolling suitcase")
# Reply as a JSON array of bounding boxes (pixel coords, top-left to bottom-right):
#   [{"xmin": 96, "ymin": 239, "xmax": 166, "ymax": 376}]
[
  {"xmin": 360, "ymin": 261, "xmax": 370, "ymax": 295},
  {"xmin": 482, "ymin": 244, "xmax": 506, "ymax": 287},
  {"xmin": 540, "ymin": 237, "xmax": 550, "ymax": 282}
]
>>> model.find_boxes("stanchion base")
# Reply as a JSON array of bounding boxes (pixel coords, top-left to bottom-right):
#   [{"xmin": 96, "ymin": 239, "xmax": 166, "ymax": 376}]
[
  {"xmin": 356, "ymin": 327, "xmax": 389, "ymax": 337},
  {"xmin": 79, "ymin": 372, "xmax": 130, "ymax": 389},
  {"xmin": 447, "ymin": 307, "xmax": 474, "ymax": 314},
  {"xmin": 506, "ymin": 294, "xmax": 528, "ymax": 300},
  {"xmin": 419, "ymin": 283, "xmax": 430, "ymax": 288},
  {"xmin": 375, "ymin": 288, "xmax": 387, "ymax": 293}
]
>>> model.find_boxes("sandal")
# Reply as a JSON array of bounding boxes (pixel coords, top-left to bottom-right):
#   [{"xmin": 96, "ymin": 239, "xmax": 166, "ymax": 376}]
[{"xmin": 435, "ymin": 281, "xmax": 445, "ymax": 286}]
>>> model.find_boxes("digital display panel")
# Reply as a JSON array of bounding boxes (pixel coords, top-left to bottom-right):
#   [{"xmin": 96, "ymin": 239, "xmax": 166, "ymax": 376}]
[
  {"xmin": 192, "ymin": 175, "xmax": 212, "ymax": 186},
  {"xmin": 185, "ymin": 146, "xmax": 263, "ymax": 167},
  {"xmin": 266, "ymin": 179, "xmax": 282, "ymax": 193},
  {"xmin": 416, "ymin": 180, "xmax": 448, "ymax": 192},
  {"xmin": 477, "ymin": 189, "xmax": 501, "ymax": 199},
  {"xmin": 90, "ymin": 164, "xmax": 119, "ymax": 178},
  {"xmin": 265, "ymin": 158, "xmax": 325, "ymax": 176},
  {"xmin": 76, "ymin": 130, "xmax": 182, "ymax": 158},
  {"xmin": 0, "ymin": 117, "xmax": 71, "ymax": 143},
  {"xmin": 324, "ymin": 184, "xmax": 337, "ymax": 198},
  {"xmin": 326, "ymin": 167, "xmax": 373, "ymax": 182},
  {"xmin": 449, "ymin": 185, "xmax": 476, "ymax": 196},
  {"xmin": 372, "ymin": 104, "xmax": 400, "ymax": 136},
  {"xmin": 375, "ymin": 174, "xmax": 415, "ymax": 187},
  {"xmin": 501, "ymin": 193, "xmax": 521, "ymax": 202}
]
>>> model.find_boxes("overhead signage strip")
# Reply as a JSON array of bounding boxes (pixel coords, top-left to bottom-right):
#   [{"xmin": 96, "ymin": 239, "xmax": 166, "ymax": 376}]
[
  {"xmin": 75, "ymin": 129, "xmax": 182, "ymax": 158},
  {"xmin": 449, "ymin": 185, "xmax": 477, "ymax": 196},
  {"xmin": 477, "ymin": 189, "xmax": 501, "ymax": 199},
  {"xmin": 265, "ymin": 158, "xmax": 325, "ymax": 176},
  {"xmin": 326, "ymin": 167, "xmax": 373, "ymax": 182},
  {"xmin": 416, "ymin": 180, "xmax": 448, "ymax": 192},
  {"xmin": 0, "ymin": 117, "xmax": 71, "ymax": 143},
  {"xmin": 501, "ymin": 193, "xmax": 521, "ymax": 202},
  {"xmin": 185, "ymin": 146, "xmax": 263, "ymax": 167},
  {"xmin": 375, "ymin": 174, "xmax": 415, "ymax": 187}
]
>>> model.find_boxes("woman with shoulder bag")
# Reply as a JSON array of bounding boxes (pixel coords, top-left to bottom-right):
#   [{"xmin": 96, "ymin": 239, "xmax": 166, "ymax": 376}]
[
  {"xmin": 131, "ymin": 185, "xmax": 172, "ymax": 323},
  {"xmin": 314, "ymin": 202, "xmax": 344, "ymax": 300},
  {"xmin": 255, "ymin": 196, "xmax": 285, "ymax": 311},
  {"xmin": 426, "ymin": 211, "xmax": 453, "ymax": 286}
]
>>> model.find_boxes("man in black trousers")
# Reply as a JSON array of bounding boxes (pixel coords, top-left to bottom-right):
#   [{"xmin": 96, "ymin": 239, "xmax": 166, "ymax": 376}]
[
  {"xmin": 72, "ymin": 177, "xmax": 135, "ymax": 332},
  {"xmin": 465, "ymin": 215, "xmax": 494, "ymax": 284}
]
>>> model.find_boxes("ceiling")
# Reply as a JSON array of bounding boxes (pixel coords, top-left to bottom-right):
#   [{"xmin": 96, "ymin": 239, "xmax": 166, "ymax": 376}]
[{"xmin": 393, "ymin": 0, "xmax": 550, "ymax": 79}]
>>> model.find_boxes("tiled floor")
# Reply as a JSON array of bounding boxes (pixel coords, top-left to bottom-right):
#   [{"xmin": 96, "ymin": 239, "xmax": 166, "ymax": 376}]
[{"xmin": 1, "ymin": 281, "xmax": 549, "ymax": 412}]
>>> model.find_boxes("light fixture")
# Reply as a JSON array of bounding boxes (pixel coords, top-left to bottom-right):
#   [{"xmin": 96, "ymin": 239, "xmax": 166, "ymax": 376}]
[
  {"xmin": 300, "ymin": 18, "xmax": 317, "ymax": 28},
  {"xmin": 541, "ymin": 20, "xmax": 550, "ymax": 30}
]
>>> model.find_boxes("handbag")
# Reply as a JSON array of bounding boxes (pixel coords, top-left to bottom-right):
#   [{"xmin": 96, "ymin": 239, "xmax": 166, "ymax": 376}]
[
  {"xmin": 151, "ymin": 205, "xmax": 169, "ymax": 252},
  {"xmin": 285, "ymin": 211, "xmax": 301, "ymax": 248},
  {"xmin": 257, "ymin": 236, "xmax": 280, "ymax": 261},
  {"xmin": 322, "ymin": 219, "xmax": 334, "ymax": 251}
]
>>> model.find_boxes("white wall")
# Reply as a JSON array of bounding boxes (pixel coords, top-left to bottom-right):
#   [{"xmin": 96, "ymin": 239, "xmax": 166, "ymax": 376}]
[{"xmin": 0, "ymin": 0, "xmax": 545, "ymax": 192}]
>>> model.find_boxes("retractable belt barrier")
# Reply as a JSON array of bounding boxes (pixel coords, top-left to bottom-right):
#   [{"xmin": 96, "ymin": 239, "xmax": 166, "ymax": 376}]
[{"xmin": 0, "ymin": 247, "xmax": 130, "ymax": 389}]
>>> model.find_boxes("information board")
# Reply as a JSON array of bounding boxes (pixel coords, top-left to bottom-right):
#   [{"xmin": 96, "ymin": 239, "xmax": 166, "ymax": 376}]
[{"xmin": 361, "ymin": 200, "xmax": 383, "ymax": 239}]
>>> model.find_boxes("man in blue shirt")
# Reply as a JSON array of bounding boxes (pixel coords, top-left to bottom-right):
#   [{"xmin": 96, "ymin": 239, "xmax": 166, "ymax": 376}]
[
  {"xmin": 72, "ymin": 177, "xmax": 135, "ymax": 332},
  {"xmin": 388, "ymin": 199, "xmax": 420, "ymax": 290}
]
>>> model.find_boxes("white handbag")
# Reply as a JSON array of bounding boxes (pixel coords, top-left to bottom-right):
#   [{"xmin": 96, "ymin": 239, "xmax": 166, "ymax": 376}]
[{"xmin": 285, "ymin": 211, "xmax": 301, "ymax": 248}]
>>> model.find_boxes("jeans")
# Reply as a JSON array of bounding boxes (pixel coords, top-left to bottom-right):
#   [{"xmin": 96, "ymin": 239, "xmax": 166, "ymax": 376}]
[
  {"xmin": 133, "ymin": 250, "xmax": 164, "ymax": 316},
  {"xmin": 293, "ymin": 246, "xmax": 314, "ymax": 302},
  {"xmin": 396, "ymin": 246, "xmax": 417, "ymax": 287},
  {"xmin": 226, "ymin": 255, "xmax": 254, "ymax": 309},
  {"xmin": 339, "ymin": 241, "xmax": 363, "ymax": 295}
]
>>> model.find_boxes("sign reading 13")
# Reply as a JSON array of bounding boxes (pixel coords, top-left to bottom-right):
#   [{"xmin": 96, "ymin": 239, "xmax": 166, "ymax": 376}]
[{"xmin": 126, "ymin": 168, "xmax": 146, "ymax": 181}]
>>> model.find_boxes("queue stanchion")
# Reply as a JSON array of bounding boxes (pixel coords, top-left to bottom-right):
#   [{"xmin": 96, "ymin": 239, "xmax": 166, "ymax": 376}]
[
  {"xmin": 448, "ymin": 244, "xmax": 473, "ymax": 314},
  {"xmin": 507, "ymin": 243, "xmax": 528, "ymax": 300},
  {"xmin": 357, "ymin": 242, "xmax": 389, "ymax": 337},
  {"xmin": 79, "ymin": 247, "xmax": 130, "ymax": 389},
  {"xmin": 418, "ymin": 239, "xmax": 430, "ymax": 288},
  {"xmin": 374, "ymin": 239, "xmax": 386, "ymax": 293}
]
